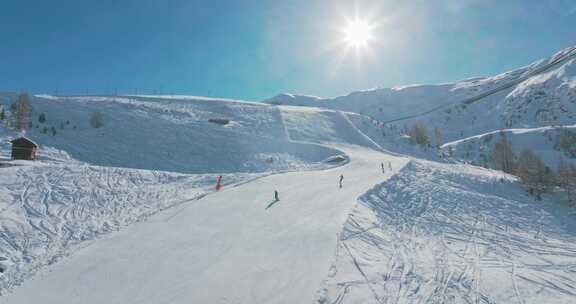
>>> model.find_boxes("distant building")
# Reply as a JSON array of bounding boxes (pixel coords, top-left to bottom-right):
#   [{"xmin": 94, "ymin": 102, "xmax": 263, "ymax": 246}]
[{"xmin": 11, "ymin": 137, "xmax": 37, "ymax": 160}]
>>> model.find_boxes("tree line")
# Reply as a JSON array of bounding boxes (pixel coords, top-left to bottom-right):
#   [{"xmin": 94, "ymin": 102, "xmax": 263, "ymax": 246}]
[
  {"xmin": 490, "ymin": 135, "xmax": 576, "ymax": 204},
  {"xmin": 405, "ymin": 123, "xmax": 576, "ymax": 206}
]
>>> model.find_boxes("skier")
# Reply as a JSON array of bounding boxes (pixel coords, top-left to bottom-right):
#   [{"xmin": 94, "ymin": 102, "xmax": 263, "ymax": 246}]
[
  {"xmin": 274, "ymin": 190, "xmax": 279, "ymax": 201},
  {"xmin": 339, "ymin": 174, "xmax": 344, "ymax": 188},
  {"xmin": 381, "ymin": 162, "xmax": 385, "ymax": 173},
  {"xmin": 215, "ymin": 175, "xmax": 222, "ymax": 191}
]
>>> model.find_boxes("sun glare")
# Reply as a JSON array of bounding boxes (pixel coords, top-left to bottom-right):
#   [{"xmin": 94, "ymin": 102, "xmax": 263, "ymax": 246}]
[{"xmin": 343, "ymin": 19, "xmax": 373, "ymax": 49}]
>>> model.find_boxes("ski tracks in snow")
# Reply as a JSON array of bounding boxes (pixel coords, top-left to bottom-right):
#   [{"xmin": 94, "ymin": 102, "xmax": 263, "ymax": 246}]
[
  {"xmin": 0, "ymin": 164, "xmax": 254, "ymax": 294},
  {"xmin": 317, "ymin": 160, "xmax": 576, "ymax": 304}
]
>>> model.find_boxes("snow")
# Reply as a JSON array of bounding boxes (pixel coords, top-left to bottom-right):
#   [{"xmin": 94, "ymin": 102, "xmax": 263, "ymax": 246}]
[
  {"xmin": 317, "ymin": 160, "xmax": 576, "ymax": 304},
  {"xmin": 1, "ymin": 106, "xmax": 410, "ymax": 304},
  {"xmin": 264, "ymin": 46, "xmax": 576, "ymax": 144},
  {"xmin": 441, "ymin": 125, "xmax": 576, "ymax": 169},
  {"xmin": 0, "ymin": 96, "xmax": 348, "ymax": 296},
  {"xmin": 0, "ymin": 162, "xmax": 261, "ymax": 293},
  {"xmin": 0, "ymin": 45, "xmax": 575, "ymax": 304},
  {"xmin": 0, "ymin": 94, "xmax": 341, "ymax": 174}
]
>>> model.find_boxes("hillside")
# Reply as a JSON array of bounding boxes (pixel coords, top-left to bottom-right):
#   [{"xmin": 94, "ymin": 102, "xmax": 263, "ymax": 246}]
[
  {"xmin": 441, "ymin": 125, "xmax": 576, "ymax": 169},
  {"xmin": 266, "ymin": 46, "xmax": 576, "ymax": 171},
  {"xmin": 318, "ymin": 160, "xmax": 576, "ymax": 304},
  {"xmin": 1, "ymin": 104, "xmax": 410, "ymax": 303},
  {"xmin": 6, "ymin": 103, "xmax": 575, "ymax": 304},
  {"xmin": 0, "ymin": 95, "xmax": 341, "ymax": 173},
  {"xmin": 265, "ymin": 46, "xmax": 576, "ymax": 140},
  {"xmin": 0, "ymin": 95, "xmax": 352, "ymax": 295}
]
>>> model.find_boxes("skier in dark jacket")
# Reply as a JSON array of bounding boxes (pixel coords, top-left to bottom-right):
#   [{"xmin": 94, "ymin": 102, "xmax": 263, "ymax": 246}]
[
  {"xmin": 274, "ymin": 190, "xmax": 279, "ymax": 201},
  {"xmin": 339, "ymin": 174, "xmax": 344, "ymax": 188}
]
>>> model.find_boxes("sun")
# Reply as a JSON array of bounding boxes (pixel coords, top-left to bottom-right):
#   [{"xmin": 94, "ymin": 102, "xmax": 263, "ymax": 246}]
[{"xmin": 342, "ymin": 19, "xmax": 373, "ymax": 49}]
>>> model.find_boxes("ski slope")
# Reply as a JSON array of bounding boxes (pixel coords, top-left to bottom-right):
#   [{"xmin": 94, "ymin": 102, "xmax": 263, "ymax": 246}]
[
  {"xmin": 1, "ymin": 95, "xmax": 576, "ymax": 303},
  {"xmin": 318, "ymin": 161, "xmax": 576, "ymax": 304},
  {"xmin": 0, "ymin": 162, "xmax": 263, "ymax": 293},
  {"xmin": 2, "ymin": 107, "xmax": 409, "ymax": 304},
  {"xmin": 0, "ymin": 95, "xmax": 347, "ymax": 295}
]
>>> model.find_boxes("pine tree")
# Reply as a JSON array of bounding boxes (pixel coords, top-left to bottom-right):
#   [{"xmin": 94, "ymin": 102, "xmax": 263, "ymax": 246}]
[
  {"xmin": 408, "ymin": 123, "xmax": 430, "ymax": 147},
  {"xmin": 38, "ymin": 113, "xmax": 46, "ymax": 123},
  {"xmin": 12, "ymin": 92, "xmax": 33, "ymax": 131},
  {"xmin": 90, "ymin": 111, "xmax": 104, "ymax": 128},
  {"xmin": 0, "ymin": 108, "xmax": 5, "ymax": 121},
  {"xmin": 433, "ymin": 127, "xmax": 443, "ymax": 148}
]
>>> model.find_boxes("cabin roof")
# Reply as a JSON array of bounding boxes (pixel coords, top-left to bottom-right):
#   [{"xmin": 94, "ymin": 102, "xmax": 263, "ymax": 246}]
[{"xmin": 11, "ymin": 137, "xmax": 38, "ymax": 148}]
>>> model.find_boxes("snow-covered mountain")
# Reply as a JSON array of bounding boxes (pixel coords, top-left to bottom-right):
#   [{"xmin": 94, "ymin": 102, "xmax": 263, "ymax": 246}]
[
  {"xmin": 266, "ymin": 46, "xmax": 576, "ymax": 169},
  {"xmin": 265, "ymin": 46, "xmax": 576, "ymax": 138}
]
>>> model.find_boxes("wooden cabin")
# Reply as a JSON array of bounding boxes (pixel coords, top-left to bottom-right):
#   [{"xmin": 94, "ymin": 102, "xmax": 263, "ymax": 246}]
[{"xmin": 11, "ymin": 137, "xmax": 37, "ymax": 160}]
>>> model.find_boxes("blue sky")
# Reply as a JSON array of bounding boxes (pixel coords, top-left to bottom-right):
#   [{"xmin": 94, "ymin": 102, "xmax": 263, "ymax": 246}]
[{"xmin": 1, "ymin": 0, "xmax": 575, "ymax": 100}]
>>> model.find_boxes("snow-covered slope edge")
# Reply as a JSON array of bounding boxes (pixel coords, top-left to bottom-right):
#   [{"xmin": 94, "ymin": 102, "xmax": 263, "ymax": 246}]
[{"xmin": 317, "ymin": 160, "xmax": 576, "ymax": 304}]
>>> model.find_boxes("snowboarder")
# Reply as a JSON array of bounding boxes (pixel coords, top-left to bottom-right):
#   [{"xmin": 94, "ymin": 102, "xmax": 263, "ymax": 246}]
[
  {"xmin": 215, "ymin": 175, "xmax": 222, "ymax": 191},
  {"xmin": 274, "ymin": 190, "xmax": 279, "ymax": 201},
  {"xmin": 339, "ymin": 174, "xmax": 344, "ymax": 188}
]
